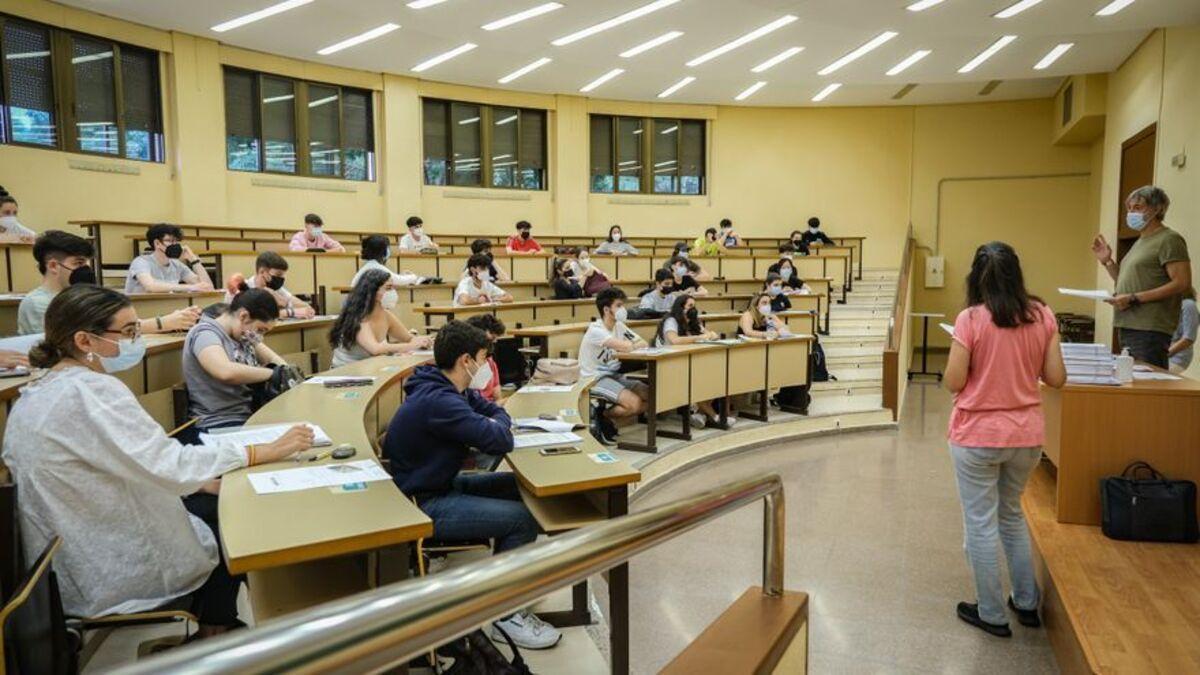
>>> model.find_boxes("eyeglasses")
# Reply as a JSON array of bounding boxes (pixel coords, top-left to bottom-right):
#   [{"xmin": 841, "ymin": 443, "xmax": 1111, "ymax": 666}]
[{"xmin": 101, "ymin": 326, "xmax": 142, "ymax": 341}]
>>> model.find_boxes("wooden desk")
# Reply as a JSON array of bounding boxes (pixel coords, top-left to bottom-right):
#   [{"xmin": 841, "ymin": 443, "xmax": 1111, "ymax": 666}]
[
  {"xmin": 414, "ymin": 294, "xmax": 760, "ymax": 331},
  {"xmin": 0, "ymin": 290, "xmax": 223, "ymax": 336},
  {"xmin": 1041, "ymin": 373, "xmax": 1200, "ymax": 525},
  {"xmin": 221, "ymin": 354, "xmax": 434, "ymax": 620},
  {"xmin": 0, "ymin": 244, "xmax": 38, "ymax": 294}
]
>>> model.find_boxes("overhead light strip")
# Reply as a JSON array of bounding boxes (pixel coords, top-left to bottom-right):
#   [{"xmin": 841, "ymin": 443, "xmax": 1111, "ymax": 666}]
[
  {"xmin": 751, "ymin": 46, "xmax": 804, "ymax": 73},
  {"xmin": 994, "ymin": 0, "xmax": 1043, "ymax": 18},
  {"xmin": 308, "ymin": 95, "xmax": 339, "ymax": 107},
  {"xmin": 482, "ymin": 3, "xmax": 564, "ymax": 31},
  {"xmin": 212, "ymin": 0, "xmax": 313, "ymax": 32},
  {"xmin": 553, "ymin": 0, "xmax": 681, "ymax": 47},
  {"xmin": 958, "ymin": 35, "xmax": 1016, "ymax": 73},
  {"xmin": 812, "ymin": 82, "xmax": 842, "ymax": 102},
  {"xmin": 412, "ymin": 43, "xmax": 478, "ymax": 72},
  {"xmin": 317, "ymin": 23, "xmax": 400, "ymax": 55},
  {"xmin": 659, "ymin": 125, "xmax": 678, "ymax": 135},
  {"xmin": 580, "ymin": 68, "xmax": 625, "ymax": 93},
  {"xmin": 886, "ymin": 49, "xmax": 931, "ymax": 76},
  {"xmin": 906, "ymin": 0, "xmax": 946, "ymax": 10},
  {"xmin": 495, "ymin": 115, "xmax": 519, "ymax": 126},
  {"xmin": 688, "ymin": 15, "xmax": 798, "ymax": 67},
  {"xmin": 734, "ymin": 81, "xmax": 767, "ymax": 101},
  {"xmin": 620, "ymin": 31, "xmax": 685, "ymax": 58},
  {"xmin": 1096, "ymin": 0, "xmax": 1137, "ymax": 16},
  {"xmin": 407, "ymin": 0, "xmax": 450, "ymax": 8},
  {"xmin": 818, "ymin": 31, "xmax": 898, "ymax": 75},
  {"xmin": 498, "ymin": 57, "xmax": 553, "ymax": 84},
  {"xmin": 657, "ymin": 76, "xmax": 696, "ymax": 98},
  {"xmin": 1034, "ymin": 42, "xmax": 1073, "ymax": 70}
]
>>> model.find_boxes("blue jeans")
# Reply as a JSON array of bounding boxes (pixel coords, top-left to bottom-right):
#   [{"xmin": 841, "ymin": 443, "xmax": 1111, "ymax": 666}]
[
  {"xmin": 950, "ymin": 444, "xmax": 1041, "ymax": 625},
  {"xmin": 418, "ymin": 473, "xmax": 539, "ymax": 554}
]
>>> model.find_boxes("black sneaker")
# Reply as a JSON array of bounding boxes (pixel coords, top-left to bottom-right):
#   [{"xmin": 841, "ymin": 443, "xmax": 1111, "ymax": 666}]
[
  {"xmin": 1007, "ymin": 597, "xmax": 1042, "ymax": 627},
  {"xmin": 598, "ymin": 415, "xmax": 620, "ymax": 444},
  {"xmin": 956, "ymin": 602, "xmax": 1012, "ymax": 638},
  {"xmin": 589, "ymin": 418, "xmax": 611, "ymax": 446}
]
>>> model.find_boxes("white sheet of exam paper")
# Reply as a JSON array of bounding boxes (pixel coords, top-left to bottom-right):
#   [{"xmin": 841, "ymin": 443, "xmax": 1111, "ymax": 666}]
[
  {"xmin": 512, "ymin": 432, "xmax": 583, "ymax": 449},
  {"xmin": 1058, "ymin": 288, "xmax": 1114, "ymax": 300},
  {"xmin": 247, "ymin": 460, "xmax": 391, "ymax": 495},
  {"xmin": 201, "ymin": 423, "xmax": 333, "ymax": 449},
  {"xmin": 513, "ymin": 418, "xmax": 578, "ymax": 433},
  {"xmin": 516, "ymin": 384, "xmax": 574, "ymax": 394}
]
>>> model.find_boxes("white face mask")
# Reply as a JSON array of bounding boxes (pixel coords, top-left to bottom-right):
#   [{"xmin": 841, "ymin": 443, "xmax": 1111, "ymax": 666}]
[
  {"xmin": 758, "ymin": 305, "xmax": 773, "ymax": 316},
  {"xmin": 310, "ymin": 227, "xmax": 324, "ymax": 237},
  {"xmin": 94, "ymin": 335, "xmax": 147, "ymax": 373},
  {"xmin": 381, "ymin": 289, "xmax": 399, "ymax": 310},
  {"xmin": 579, "ymin": 253, "xmax": 590, "ymax": 263},
  {"xmin": 467, "ymin": 357, "xmax": 492, "ymax": 390},
  {"xmin": 475, "ymin": 269, "xmax": 492, "ymax": 282},
  {"xmin": 780, "ymin": 267, "xmax": 793, "ymax": 280},
  {"xmin": 613, "ymin": 306, "xmax": 628, "ymax": 323},
  {"xmin": 413, "ymin": 227, "xmax": 424, "ymax": 238},
  {"xmin": 612, "ymin": 232, "xmax": 622, "ymax": 242},
  {"xmin": 0, "ymin": 216, "xmax": 24, "ymax": 233}
]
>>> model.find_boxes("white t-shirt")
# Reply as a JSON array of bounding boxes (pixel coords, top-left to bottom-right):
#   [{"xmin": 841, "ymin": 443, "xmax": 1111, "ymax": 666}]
[
  {"xmin": 351, "ymin": 259, "xmax": 421, "ymax": 287},
  {"xmin": 655, "ymin": 316, "xmax": 681, "ymax": 348},
  {"xmin": 399, "ymin": 232, "xmax": 436, "ymax": 251},
  {"xmin": 454, "ymin": 276, "xmax": 504, "ymax": 307},
  {"xmin": 224, "ymin": 275, "xmax": 294, "ymax": 306},
  {"xmin": 580, "ymin": 321, "xmax": 633, "ymax": 377}
]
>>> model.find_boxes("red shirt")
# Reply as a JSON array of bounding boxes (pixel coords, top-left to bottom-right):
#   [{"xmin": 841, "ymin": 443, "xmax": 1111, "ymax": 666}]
[{"xmin": 507, "ymin": 234, "xmax": 543, "ymax": 253}]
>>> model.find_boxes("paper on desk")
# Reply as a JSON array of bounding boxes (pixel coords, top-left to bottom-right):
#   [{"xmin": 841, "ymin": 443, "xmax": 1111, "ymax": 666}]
[
  {"xmin": 512, "ymin": 432, "xmax": 583, "ymax": 449},
  {"xmin": 939, "ymin": 323, "xmax": 955, "ymax": 338},
  {"xmin": 1066, "ymin": 374, "xmax": 1121, "ymax": 386},
  {"xmin": 516, "ymin": 384, "xmax": 574, "ymax": 394},
  {"xmin": 1133, "ymin": 371, "xmax": 1182, "ymax": 381},
  {"xmin": 411, "ymin": 350, "xmax": 434, "ymax": 357},
  {"xmin": 632, "ymin": 347, "xmax": 670, "ymax": 355},
  {"xmin": 305, "ymin": 376, "xmax": 376, "ymax": 385},
  {"xmin": 1058, "ymin": 288, "xmax": 1114, "ymax": 300},
  {"xmin": 247, "ymin": 460, "xmax": 390, "ymax": 495},
  {"xmin": 0, "ymin": 333, "xmax": 43, "ymax": 355},
  {"xmin": 513, "ymin": 418, "xmax": 579, "ymax": 433},
  {"xmin": 201, "ymin": 423, "xmax": 333, "ymax": 449}
]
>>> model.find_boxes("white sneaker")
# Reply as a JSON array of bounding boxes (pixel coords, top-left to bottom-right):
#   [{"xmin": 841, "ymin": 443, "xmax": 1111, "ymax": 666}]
[
  {"xmin": 490, "ymin": 610, "xmax": 562, "ymax": 650},
  {"xmin": 690, "ymin": 412, "xmax": 707, "ymax": 428}
]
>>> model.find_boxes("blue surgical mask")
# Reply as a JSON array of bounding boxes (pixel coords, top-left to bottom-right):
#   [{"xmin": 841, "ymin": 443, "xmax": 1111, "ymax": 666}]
[
  {"xmin": 95, "ymin": 335, "xmax": 146, "ymax": 374},
  {"xmin": 768, "ymin": 286, "xmax": 782, "ymax": 297},
  {"xmin": 311, "ymin": 227, "xmax": 324, "ymax": 238},
  {"xmin": 780, "ymin": 267, "xmax": 793, "ymax": 280},
  {"xmin": 1126, "ymin": 211, "xmax": 1147, "ymax": 231}
]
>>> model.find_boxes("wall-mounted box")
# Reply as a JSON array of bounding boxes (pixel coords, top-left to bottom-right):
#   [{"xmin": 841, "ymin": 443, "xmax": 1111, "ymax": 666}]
[{"xmin": 1053, "ymin": 74, "xmax": 1108, "ymax": 146}]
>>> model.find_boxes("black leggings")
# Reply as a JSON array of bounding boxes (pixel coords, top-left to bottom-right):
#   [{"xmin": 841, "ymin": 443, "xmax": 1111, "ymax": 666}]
[{"xmin": 182, "ymin": 493, "xmax": 244, "ymax": 627}]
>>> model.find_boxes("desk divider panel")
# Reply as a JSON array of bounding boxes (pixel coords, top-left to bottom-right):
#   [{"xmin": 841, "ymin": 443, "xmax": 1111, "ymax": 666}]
[
  {"xmin": 145, "ymin": 351, "xmax": 183, "ymax": 393},
  {"xmin": 651, "ymin": 255, "xmax": 673, "ymax": 272},
  {"xmin": 395, "ymin": 255, "xmax": 438, "ymax": 279},
  {"xmin": 314, "ymin": 257, "xmax": 358, "ymax": 296},
  {"xmin": 655, "ymin": 357, "xmax": 691, "ymax": 412},
  {"xmin": 690, "ymin": 350, "xmax": 728, "ymax": 403},
  {"xmin": 440, "ymin": 254, "xmax": 469, "ymax": 278},
  {"xmin": 500, "ymin": 306, "xmax": 536, "ymax": 327},
  {"xmin": 620, "ymin": 257, "xmax": 654, "ymax": 280},
  {"xmin": 8, "ymin": 248, "xmax": 39, "ymax": 293},
  {"xmin": 590, "ymin": 256, "xmax": 618, "ymax": 279},
  {"xmin": 719, "ymin": 258, "xmax": 755, "ymax": 279},
  {"xmin": 767, "ymin": 340, "xmax": 810, "ymax": 390},
  {"xmin": 265, "ymin": 331, "xmax": 303, "ymax": 356},
  {"xmin": 728, "ymin": 344, "xmax": 768, "ymax": 396},
  {"xmin": 512, "ymin": 256, "xmax": 549, "ymax": 282}
]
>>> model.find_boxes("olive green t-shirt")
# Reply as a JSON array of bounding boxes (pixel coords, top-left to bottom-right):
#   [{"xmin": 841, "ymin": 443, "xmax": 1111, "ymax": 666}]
[{"xmin": 1114, "ymin": 227, "xmax": 1190, "ymax": 335}]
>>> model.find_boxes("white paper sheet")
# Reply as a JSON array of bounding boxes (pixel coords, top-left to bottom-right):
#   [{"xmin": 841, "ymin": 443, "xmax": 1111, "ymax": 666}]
[
  {"xmin": 0, "ymin": 333, "xmax": 44, "ymax": 355},
  {"xmin": 1066, "ymin": 374, "xmax": 1121, "ymax": 386},
  {"xmin": 631, "ymin": 347, "xmax": 670, "ymax": 355},
  {"xmin": 516, "ymin": 384, "xmax": 574, "ymax": 394},
  {"xmin": 305, "ymin": 376, "xmax": 376, "ymax": 385},
  {"xmin": 1058, "ymin": 288, "xmax": 1114, "ymax": 300},
  {"xmin": 201, "ymin": 423, "xmax": 333, "ymax": 449},
  {"xmin": 1133, "ymin": 371, "xmax": 1182, "ymax": 381},
  {"xmin": 513, "ymin": 418, "xmax": 579, "ymax": 433},
  {"xmin": 512, "ymin": 432, "xmax": 583, "ymax": 449},
  {"xmin": 939, "ymin": 323, "xmax": 955, "ymax": 338},
  {"xmin": 247, "ymin": 460, "xmax": 391, "ymax": 495}
]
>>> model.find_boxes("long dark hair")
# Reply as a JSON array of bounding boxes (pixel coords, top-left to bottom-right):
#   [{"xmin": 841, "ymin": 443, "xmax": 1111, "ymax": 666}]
[
  {"xmin": 550, "ymin": 257, "xmax": 572, "ymax": 282},
  {"xmin": 329, "ymin": 268, "xmax": 390, "ymax": 349},
  {"xmin": 966, "ymin": 242, "xmax": 1042, "ymax": 328},
  {"xmin": 656, "ymin": 293, "xmax": 701, "ymax": 344},
  {"xmin": 30, "ymin": 285, "xmax": 131, "ymax": 368},
  {"xmin": 606, "ymin": 225, "xmax": 622, "ymax": 243}
]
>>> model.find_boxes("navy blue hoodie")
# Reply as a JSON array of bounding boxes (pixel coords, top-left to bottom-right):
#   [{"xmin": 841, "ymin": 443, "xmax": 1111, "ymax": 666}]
[{"xmin": 384, "ymin": 365, "xmax": 514, "ymax": 496}]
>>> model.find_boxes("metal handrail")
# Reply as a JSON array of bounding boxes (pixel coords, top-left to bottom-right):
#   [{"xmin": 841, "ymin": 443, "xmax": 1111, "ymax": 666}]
[{"xmin": 115, "ymin": 474, "xmax": 786, "ymax": 674}]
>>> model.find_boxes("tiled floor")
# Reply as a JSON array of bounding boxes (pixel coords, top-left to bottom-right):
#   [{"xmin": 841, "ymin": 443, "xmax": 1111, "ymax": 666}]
[{"xmin": 623, "ymin": 379, "xmax": 1058, "ymax": 674}]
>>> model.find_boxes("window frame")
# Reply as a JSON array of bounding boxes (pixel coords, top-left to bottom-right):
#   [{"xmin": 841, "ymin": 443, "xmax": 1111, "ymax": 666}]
[
  {"xmin": 421, "ymin": 96, "xmax": 548, "ymax": 192},
  {"xmin": 224, "ymin": 66, "xmax": 376, "ymax": 182},
  {"xmin": 0, "ymin": 13, "xmax": 164, "ymax": 162},
  {"xmin": 590, "ymin": 114, "xmax": 706, "ymax": 196}
]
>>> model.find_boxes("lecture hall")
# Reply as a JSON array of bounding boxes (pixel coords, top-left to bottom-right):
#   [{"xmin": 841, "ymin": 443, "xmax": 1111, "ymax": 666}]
[{"xmin": 0, "ymin": 0, "xmax": 1196, "ymax": 672}]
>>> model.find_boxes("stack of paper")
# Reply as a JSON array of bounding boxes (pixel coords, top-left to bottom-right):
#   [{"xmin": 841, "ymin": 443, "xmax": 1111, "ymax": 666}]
[
  {"xmin": 1059, "ymin": 288, "xmax": 1114, "ymax": 301},
  {"xmin": 513, "ymin": 418, "xmax": 580, "ymax": 433},
  {"xmin": 1061, "ymin": 343, "xmax": 1119, "ymax": 385},
  {"xmin": 200, "ymin": 423, "xmax": 334, "ymax": 449},
  {"xmin": 512, "ymin": 432, "xmax": 583, "ymax": 449},
  {"xmin": 247, "ymin": 460, "xmax": 391, "ymax": 495}
]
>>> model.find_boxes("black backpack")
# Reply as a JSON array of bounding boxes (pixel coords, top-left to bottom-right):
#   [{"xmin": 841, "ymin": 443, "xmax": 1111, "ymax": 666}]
[
  {"xmin": 810, "ymin": 339, "xmax": 831, "ymax": 383},
  {"xmin": 438, "ymin": 626, "xmax": 533, "ymax": 675}
]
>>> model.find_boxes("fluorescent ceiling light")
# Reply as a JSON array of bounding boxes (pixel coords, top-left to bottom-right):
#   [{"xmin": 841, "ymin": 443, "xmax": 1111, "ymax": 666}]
[
  {"xmin": 620, "ymin": 31, "xmax": 685, "ymax": 58},
  {"xmin": 580, "ymin": 68, "xmax": 625, "ymax": 93},
  {"xmin": 412, "ymin": 43, "xmax": 478, "ymax": 72},
  {"xmin": 318, "ymin": 23, "xmax": 400, "ymax": 55},
  {"xmin": 553, "ymin": 0, "xmax": 681, "ymax": 47},
  {"xmin": 1096, "ymin": 0, "xmax": 1137, "ymax": 16},
  {"xmin": 482, "ymin": 3, "xmax": 563, "ymax": 31},
  {"xmin": 71, "ymin": 51, "xmax": 113, "ymax": 64},
  {"xmin": 751, "ymin": 47, "xmax": 804, "ymax": 73},
  {"xmin": 407, "ymin": 0, "xmax": 450, "ymax": 7},
  {"xmin": 734, "ymin": 81, "xmax": 767, "ymax": 101},
  {"xmin": 1034, "ymin": 42, "xmax": 1073, "ymax": 70},
  {"xmin": 812, "ymin": 82, "xmax": 842, "ymax": 102},
  {"xmin": 495, "ymin": 115, "xmax": 519, "ymax": 126},
  {"xmin": 906, "ymin": 0, "xmax": 946, "ymax": 10},
  {"xmin": 660, "ymin": 125, "xmax": 678, "ymax": 135},
  {"xmin": 958, "ymin": 35, "xmax": 1016, "ymax": 73},
  {"xmin": 886, "ymin": 49, "xmax": 931, "ymax": 76},
  {"xmin": 307, "ymin": 95, "xmax": 338, "ymax": 107},
  {"xmin": 655, "ymin": 160, "xmax": 677, "ymax": 166},
  {"xmin": 262, "ymin": 94, "xmax": 294, "ymax": 104},
  {"xmin": 687, "ymin": 15, "xmax": 798, "ymax": 67},
  {"xmin": 498, "ymin": 57, "xmax": 552, "ymax": 83},
  {"xmin": 458, "ymin": 116, "xmax": 480, "ymax": 125},
  {"xmin": 633, "ymin": 128, "xmax": 644, "ymax": 134},
  {"xmin": 212, "ymin": 0, "xmax": 313, "ymax": 32},
  {"xmin": 818, "ymin": 31, "xmax": 898, "ymax": 75},
  {"xmin": 994, "ymin": 0, "xmax": 1043, "ymax": 18},
  {"xmin": 5, "ymin": 51, "xmax": 50, "ymax": 60},
  {"xmin": 658, "ymin": 76, "xmax": 696, "ymax": 98}
]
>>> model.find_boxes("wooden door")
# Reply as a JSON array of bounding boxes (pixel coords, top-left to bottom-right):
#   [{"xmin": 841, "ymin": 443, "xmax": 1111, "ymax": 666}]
[{"xmin": 1114, "ymin": 124, "xmax": 1156, "ymax": 349}]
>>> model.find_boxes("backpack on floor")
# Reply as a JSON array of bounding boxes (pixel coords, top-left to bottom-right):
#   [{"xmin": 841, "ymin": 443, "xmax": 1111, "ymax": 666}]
[
  {"xmin": 810, "ymin": 339, "xmax": 831, "ymax": 383},
  {"xmin": 438, "ymin": 627, "xmax": 533, "ymax": 675}
]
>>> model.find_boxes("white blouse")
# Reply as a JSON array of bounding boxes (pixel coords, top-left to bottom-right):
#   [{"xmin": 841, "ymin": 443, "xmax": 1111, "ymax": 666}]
[{"xmin": 2, "ymin": 366, "xmax": 246, "ymax": 617}]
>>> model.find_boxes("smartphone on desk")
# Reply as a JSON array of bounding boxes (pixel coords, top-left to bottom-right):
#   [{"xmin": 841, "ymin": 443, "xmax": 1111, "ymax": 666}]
[{"xmin": 538, "ymin": 446, "xmax": 581, "ymax": 457}]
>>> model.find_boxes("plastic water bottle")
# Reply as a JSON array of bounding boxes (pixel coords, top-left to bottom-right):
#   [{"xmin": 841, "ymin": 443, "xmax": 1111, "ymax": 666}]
[{"xmin": 1116, "ymin": 347, "xmax": 1135, "ymax": 384}]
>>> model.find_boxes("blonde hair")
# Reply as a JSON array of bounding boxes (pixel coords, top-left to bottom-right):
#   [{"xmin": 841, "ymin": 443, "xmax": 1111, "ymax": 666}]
[{"xmin": 746, "ymin": 292, "xmax": 772, "ymax": 328}]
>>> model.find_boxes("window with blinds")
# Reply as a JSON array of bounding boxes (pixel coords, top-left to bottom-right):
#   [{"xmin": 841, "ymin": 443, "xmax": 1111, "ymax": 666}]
[
  {"xmin": 421, "ymin": 97, "xmax": 548, "ymax": 191},
  {"xmin": 0, "ymin": 14, "xmax": 164, "ymax": 161},
  {"xmin": 590, "ymin": 114, "xmax": 706, "ymax": 195},
  {"xmin": 222, "ymin": 67, "xmax": 374, "ymax": 181}
]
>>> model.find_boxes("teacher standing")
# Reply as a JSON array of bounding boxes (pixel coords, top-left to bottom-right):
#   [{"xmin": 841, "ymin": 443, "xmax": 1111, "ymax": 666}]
[{"xmin": 1091, "ymin": 186, "xmax": 1191, "ymax": 368}]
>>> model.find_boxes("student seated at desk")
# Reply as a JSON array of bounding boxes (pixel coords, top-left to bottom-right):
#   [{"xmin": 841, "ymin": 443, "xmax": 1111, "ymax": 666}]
[
  {"xmin": 739, "ymin": 292, "xmax": 791, "ymax": 339},
  {"xmin": 719, "ymin": 218, "xmax": 743, "ymax": 248},
  {"xmin": 506, "ymin": 220, "xmax": 543, "ymax": 254},
  {"xmin": 788, "ymin": 230, "xmax": 809, "ymax": 256},
  {"xmin": 125, "ymin": 223, "xmax": 215, "ymax": 294},
  {"xmin": 182, "ymin": 289, "xmax": 291, "ymax": 437},
  {"xmin": 691, "ymin": 227, "xmax": 725, "ymax": 257},
  {"xmin": 655, "ymin": 295, "xmax": 722, "ymax": 427},
  {"xmin": 667, "ymin": 255, "xmax": 710, "ymax": 292},
  {"xmin": 1170, "ymin": 287, "xmax": 1198, "ymax": 374},
  {"xmin": 0, "ymin": 194, "xmax": 37, "ymax": 243},
  {"xmin": 800, "ymin": 217, "xmax": 835, "ymax": 252},
  {"xmin": 569, "ymin": 247, "xmax": 611, "ymax": 296},
  {"xmin": 383, "ymin": 320, "xmax": 561, "ymax": 650},
  {"xmin": 765, "ymin": 273, "xmax": 802, "ymax": 313},
  {"xmin": 464, "ymin": 314, "xmax": 505, "ymax": 402},
  {"xmin": 595, "ymin": 225, "xmax": 639, "ymax": 256},
  {"xmin": 768, "ymin": 253, "xmax": 813, "ymax": 295},
  {"xmin": 455, "ymin": 254, "xmax": 513, "ymax": 306},
  {"xmin": 19, "ymin": 230, "xmax": 200, "ymax": 336},
  {"xmin": 639, "ymin": 269, "xmax": 679, "ymax": 313},
  {"xmin": 461, "ymin": 239, "xmax": 511, "ymax": 282},
  {"xmin": 399, "ymin": 216, "xmax": 439, "ymax": 252},
  {"xmin": 226, "ymin": 251, "xmax": 316, "ymax": 320},
  {"xmin": 550, "ymin": 257, "xmax": 584, "ymax": 300},
  {"xmin": 580, "ymin": 288, "xmax": 650, "ymax": 445},
  {"xmin": 3, "ymin": 284, "xmax": 314, "ymax": 638},
  {"xmin": 352, "ymin": 235, "xmax": 423, "ymax": 287},
  {"xmin": 329, "ymin": 269, "xmax": 432, "ymax": 367},
  {"xmin": 289, "ymin": 213, "xmax": 345, "ymax": 252}
]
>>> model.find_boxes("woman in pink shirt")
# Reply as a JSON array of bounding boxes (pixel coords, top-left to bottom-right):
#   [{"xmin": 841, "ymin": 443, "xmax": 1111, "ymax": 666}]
[
  {"xmin": 943, "ymin": 242, "xmax": 1066, "ymax": 638},
  {"xmin": 289, "ymin": 213, "xmax": 345, "ymax": 252}
]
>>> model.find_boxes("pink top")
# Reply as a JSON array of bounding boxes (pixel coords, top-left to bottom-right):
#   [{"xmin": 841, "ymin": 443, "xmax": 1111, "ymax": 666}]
[
  {"xmin": 289, "ymin": 230, "xmax": 343, "ymax": 251},
  {"xmin": 948, "ymin": 302, "xmax": 1057, "ymax": 448}
]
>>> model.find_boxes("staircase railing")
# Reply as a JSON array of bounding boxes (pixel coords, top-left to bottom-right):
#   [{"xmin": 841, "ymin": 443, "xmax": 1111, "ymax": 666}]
[
  {"xmin": 113, "ymin": 473, "xmax": 786, "ymax": 675},
  {"xmin": 883, "ymin": 227, "xmax": 917, "ymax": 419}
]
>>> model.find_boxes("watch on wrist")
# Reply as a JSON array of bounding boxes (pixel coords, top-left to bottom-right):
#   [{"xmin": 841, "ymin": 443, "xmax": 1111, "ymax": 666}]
[{"xmin": 1129, "ymin": 294, "xmax": 1141, "ymax": 307}]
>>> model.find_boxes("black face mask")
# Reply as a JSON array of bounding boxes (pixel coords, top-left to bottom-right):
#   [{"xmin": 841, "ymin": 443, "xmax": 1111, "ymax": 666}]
[
  {"xmin": 686, "ymin": 308, "xmax": 699, "ymax": 321},
  {"xmin": 67, "ymin": 264, "xmax": 97, "ymax": 286},
  {"xmin": 520, "ymin": 230, "xmax": 531, "ymax": 240},
  {"xmin": 164, "ymin": 243, "xmax": 183, "ymax": 259},
  {"xmin": 265, "ymin": 275, "xmax": 286, "ymax": 291},
  {"xmin": 562, "ymin": 269, "xmax": 573, "ymax": 278},
  {"xmin": 792, "ymin": 238, "xmax": 803, "ymax": 247},
  {"xmin": 662, "ymin": 285, "xmax": 674, "ymax": 294}
]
